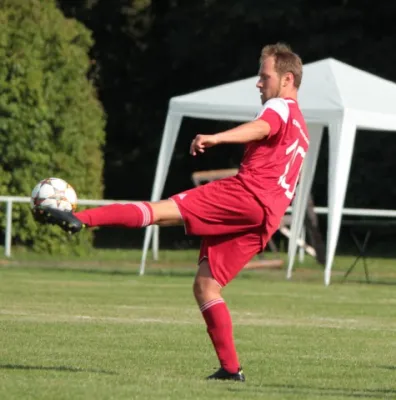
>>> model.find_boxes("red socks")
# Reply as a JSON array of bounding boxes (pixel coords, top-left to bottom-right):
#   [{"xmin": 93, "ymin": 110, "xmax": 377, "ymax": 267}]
[
  {"xmin": 200, "ymin": 298, "xmax": 240, "ymax": 374},
  {"xmin": 74, "ymin": 202, "xmax": 153, "ymax": 228}
]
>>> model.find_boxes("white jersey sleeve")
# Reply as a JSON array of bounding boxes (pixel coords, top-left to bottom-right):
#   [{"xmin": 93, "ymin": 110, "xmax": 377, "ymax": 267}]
[{"xmin": 255, "ymin": 98, "xmax": 290, "ymax": 123}]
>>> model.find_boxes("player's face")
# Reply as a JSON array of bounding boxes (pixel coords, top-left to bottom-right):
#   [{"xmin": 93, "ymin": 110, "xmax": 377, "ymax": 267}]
[{"xmin": 256, "ymin": 57, "xmax": 282, "ymax": 104}]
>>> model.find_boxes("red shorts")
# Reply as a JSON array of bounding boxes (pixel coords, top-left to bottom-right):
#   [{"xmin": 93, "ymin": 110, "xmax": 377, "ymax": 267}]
[{"xmin": 170, "ymin": 176, "xmax": 272, "ymax": 286}]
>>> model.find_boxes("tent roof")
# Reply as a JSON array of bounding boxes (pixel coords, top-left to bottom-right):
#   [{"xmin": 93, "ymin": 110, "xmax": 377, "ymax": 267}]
[{"xmin": 169, "ymin": 58, "xmax": 396, "ymax": 128}]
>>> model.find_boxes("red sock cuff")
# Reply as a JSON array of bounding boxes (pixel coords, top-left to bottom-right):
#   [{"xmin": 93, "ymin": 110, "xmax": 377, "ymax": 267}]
[
  {"xmin": 139, "ymin": 201, "xmax": 153, "ymax": 226},
  {"xmin": 200, "ymin": 298, "xmax": 225, "ymax": 313}
]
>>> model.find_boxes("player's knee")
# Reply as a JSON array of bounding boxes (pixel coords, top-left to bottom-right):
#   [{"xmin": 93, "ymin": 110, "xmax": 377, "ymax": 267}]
[
  {"xmin": 192, "ymin": 277, "xmax": 204, "ymax": 300},
  {"xmin": 151, "ymin": 200, "xmax": 182, "ymax": 225},
  {"xmin": 193, "ymin": 275, "xmax": 221, "ymax": 304},
  {"xmin": 193, "ymin": 259, "xmax": 222, "ymax": 303}
]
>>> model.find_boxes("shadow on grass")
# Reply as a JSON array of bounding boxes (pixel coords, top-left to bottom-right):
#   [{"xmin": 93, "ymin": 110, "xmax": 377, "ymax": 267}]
[
  {"xmin": 378, "ymin": 365, "xmax": 396, "ymax": 370},
  {"xmin": 339, "ymin": 277, "xmax": 396, "ymax": 286},
  {"xmin": 0, "ymin": 263, "xmax": 197, "ymax": 278},
  {"xmin": 34, "ymin": 266, "xmax": 199, "ymax": 279},
  {"xmin": 0, "ymin": 363, "xmax": 117, "ymax": 375},
  {"xmin": 228, "ymin": 383, "xmax": 396, "ymax": 399},
  {"xmin": 1, "ymin": 264, "xmax": 288, "ymax": 280},
  {"xmin": 12, "ymin": 262, "xmax": 396, "ymax": 285}
]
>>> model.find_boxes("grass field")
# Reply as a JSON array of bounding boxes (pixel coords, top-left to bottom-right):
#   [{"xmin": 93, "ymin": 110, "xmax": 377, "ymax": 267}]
[{"xmin": 1, "ymin": 249, "xmax": 396, "ymax": 399}]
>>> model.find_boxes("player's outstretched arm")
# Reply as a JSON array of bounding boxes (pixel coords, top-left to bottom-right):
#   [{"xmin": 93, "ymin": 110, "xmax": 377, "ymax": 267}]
[
  {"xmin": 190, "ymin": 120, "xmax": 271, "ymax": 156},
  {"xmin": 215, "ymin": 120, "xmax": 271, "ymax": 144}
]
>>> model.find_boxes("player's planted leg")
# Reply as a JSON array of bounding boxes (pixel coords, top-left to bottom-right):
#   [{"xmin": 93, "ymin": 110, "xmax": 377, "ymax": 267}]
[{"xmin": 193, "ymin": 259, "xmax": 245, "ymax": 382}]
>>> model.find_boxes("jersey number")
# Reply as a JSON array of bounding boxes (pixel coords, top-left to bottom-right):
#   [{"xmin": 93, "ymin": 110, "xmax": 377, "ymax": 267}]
[{"xmin": 278, "ymin": 139, "xmax": 306, "ymax": 199}]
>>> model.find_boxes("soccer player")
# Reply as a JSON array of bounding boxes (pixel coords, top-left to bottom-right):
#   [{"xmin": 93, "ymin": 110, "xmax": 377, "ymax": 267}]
[{"xmin": 34, "ymin": 43, "xmax": 309, "ymax": 382}]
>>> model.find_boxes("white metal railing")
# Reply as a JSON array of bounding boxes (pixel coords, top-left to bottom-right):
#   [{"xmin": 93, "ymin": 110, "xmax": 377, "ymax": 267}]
[
  {"xmin": 2, "ymin": 195, "xmax": 396, "ymax": 258},
  {"xmin": 286, "ymin": 206, "xmax": 396, "ymax": 218},
  {"xmin": 0, "ymin": 196, "xmax": 147, "ymax": 257}
]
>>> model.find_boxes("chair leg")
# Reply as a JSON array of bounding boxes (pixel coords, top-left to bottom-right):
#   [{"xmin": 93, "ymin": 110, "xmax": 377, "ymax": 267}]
[
  {"xmin": 343, "ymin": 254, "xmax": 361, "ymax": 280},
  {"xmin": 344, "ymin": 230, "xmax": 371, "ymax": 282},
  {"xmin": 361, "ymin": 231, "xmax": 371, "ymax": 283},
  {"xmin": 267, "ymin": 239, "xmax": 278, "ymax": 253}
]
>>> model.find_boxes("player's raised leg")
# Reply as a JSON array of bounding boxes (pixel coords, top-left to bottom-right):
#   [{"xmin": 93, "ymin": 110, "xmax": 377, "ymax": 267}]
[
  {"xmin": 75, "ymin": 200, "xmax": 182, "ymax": 227},
  {"xmin": 194, "ymin": 259, "xmax": 245, "ymax": 382},
  {"xmin": 33, "ymin": 199, "xmax": 183, "ymax": 233}
]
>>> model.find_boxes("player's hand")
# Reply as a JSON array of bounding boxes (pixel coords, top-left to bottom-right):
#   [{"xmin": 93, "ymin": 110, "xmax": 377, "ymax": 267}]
[{"xmin": 190, "ymin": 134, "xmax": 218, "ymax": 156}]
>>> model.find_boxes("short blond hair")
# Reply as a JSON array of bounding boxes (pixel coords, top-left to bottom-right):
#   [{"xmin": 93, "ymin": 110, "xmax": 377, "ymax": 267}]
[{"xmin": 260, "ymin": 43, "xmax": 303, "ymax": 89}]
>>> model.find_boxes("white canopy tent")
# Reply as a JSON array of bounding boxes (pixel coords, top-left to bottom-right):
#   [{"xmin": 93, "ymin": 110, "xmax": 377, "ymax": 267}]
[{"xmin": 139, "ymin": 58, "xmax": 396, "ymax": 285}]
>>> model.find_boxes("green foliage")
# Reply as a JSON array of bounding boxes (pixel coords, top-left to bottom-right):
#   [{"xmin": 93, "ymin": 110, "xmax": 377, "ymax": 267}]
[{"xmin": 0, "ymin": 0, "xmax": 106, "ymax": 253}]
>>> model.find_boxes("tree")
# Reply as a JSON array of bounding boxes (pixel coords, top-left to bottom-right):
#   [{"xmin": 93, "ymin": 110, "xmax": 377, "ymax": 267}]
[{"xmin": 0, "ymin": 0, "xmax": 106, "ymax": 253}]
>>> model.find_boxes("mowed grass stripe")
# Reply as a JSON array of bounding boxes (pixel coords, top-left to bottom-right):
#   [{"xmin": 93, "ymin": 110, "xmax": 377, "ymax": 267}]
[{"xmin": 1, "ymin": 265, "xmax": 396, "ymax": 399}]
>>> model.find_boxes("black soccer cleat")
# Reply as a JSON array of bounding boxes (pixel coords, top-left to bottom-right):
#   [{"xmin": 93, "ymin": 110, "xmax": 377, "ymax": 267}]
[
  {"xmin": 206, "ymin": 367, "xmax": 245, "ymax": 382},
  {"xmin": 33, "ymin": 207, "xmax": 85, "ymax": 234}
]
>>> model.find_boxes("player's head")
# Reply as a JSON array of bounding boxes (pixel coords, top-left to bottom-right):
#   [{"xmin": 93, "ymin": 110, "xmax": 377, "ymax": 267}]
[{"xmin": 256, "ymin": 43, "xmax": 302, "ymax": 104}]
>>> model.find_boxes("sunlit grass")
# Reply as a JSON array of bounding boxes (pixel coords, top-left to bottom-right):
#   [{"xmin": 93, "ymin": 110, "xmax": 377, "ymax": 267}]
[{"xmin": 1, "ymin": 253, "xmax": 396, "ymax": 399}]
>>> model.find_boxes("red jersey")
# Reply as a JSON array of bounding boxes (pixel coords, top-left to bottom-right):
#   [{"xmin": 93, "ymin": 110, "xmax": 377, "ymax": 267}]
[{"xmin": 237, "ymin": 97, "xmax": 309, "ymax": 235}]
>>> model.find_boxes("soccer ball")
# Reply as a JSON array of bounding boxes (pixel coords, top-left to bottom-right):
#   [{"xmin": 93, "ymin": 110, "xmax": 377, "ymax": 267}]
[{"xmin": 30, "ymin": 177, "xmax": 78, "ymax": 212}]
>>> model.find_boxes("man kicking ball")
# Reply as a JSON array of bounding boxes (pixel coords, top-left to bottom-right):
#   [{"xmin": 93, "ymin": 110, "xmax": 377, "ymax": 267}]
[{"xmin": 34, "ymin": 43, "xmax": 309, "ymax": 382}]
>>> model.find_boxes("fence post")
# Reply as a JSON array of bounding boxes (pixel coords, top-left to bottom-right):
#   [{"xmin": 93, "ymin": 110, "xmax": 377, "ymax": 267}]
[
  {"xmin": 298, "ymin": 225, "xmax": 306, "ymax": 263},
  {"xmin": 152, "ymin": 224, "xmax": 159, "ymax": 261},
  {"xmin": 5, "ymin": 200, "xmax": 13, "ymax": 257}
]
